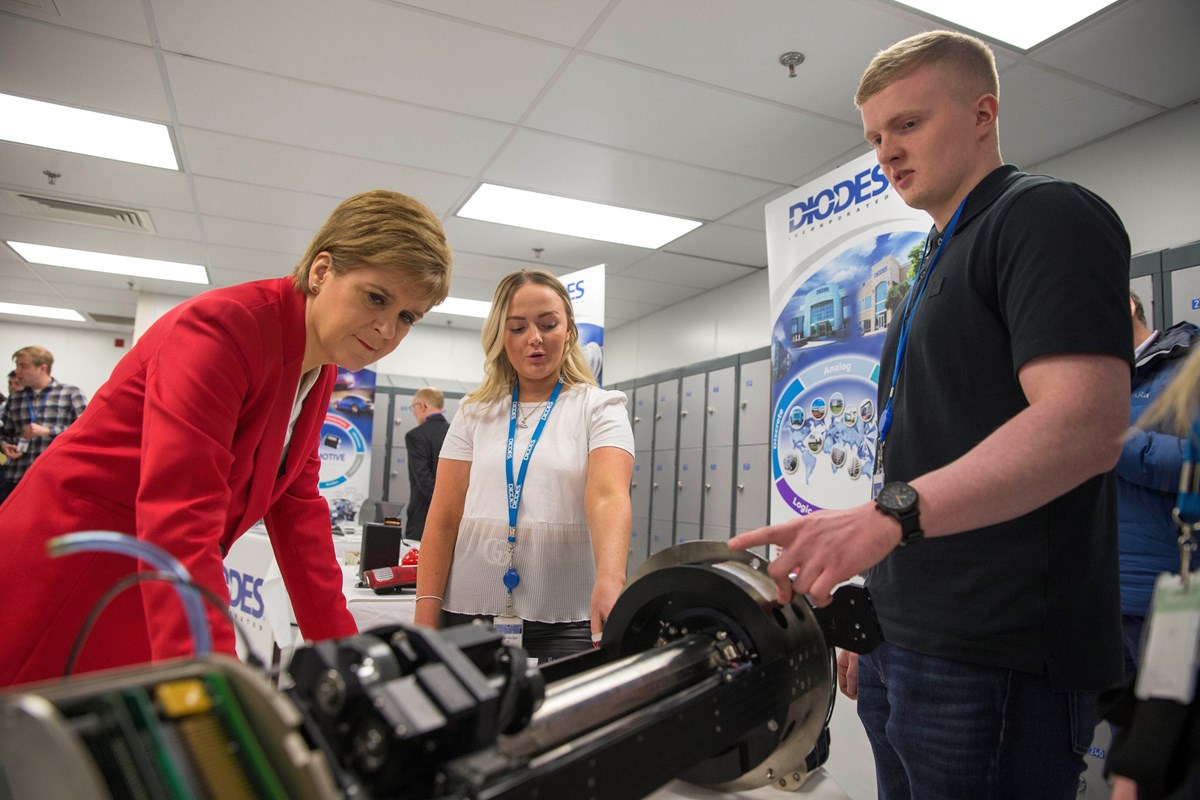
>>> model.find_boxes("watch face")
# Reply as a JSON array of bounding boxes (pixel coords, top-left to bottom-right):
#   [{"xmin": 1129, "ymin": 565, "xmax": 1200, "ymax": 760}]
[{"xmin": 878, "ymin": 482, "xmax": 917, "ymax": 511}]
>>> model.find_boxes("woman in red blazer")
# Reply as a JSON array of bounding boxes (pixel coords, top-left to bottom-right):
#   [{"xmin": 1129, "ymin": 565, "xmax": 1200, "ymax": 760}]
[{"xmin": 0, "ymin": 190, "xmax": 452, "ymax": 686}]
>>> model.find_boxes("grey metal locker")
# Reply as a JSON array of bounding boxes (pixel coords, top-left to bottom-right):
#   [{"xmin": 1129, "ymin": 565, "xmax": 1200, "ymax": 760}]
[
  {"xmin": 651, "ymin": 449, "xmax": 677, "ymax": 523},
  {"xmin": 628, "ymin": 516, "xmax": 650, "ymax": 576},
  {"xmin": 1169, "ymin": 262, "xmax": 1200, "ymax": 326},
  {"xmin": 706, "ymin": 366, "xmax": 737, "ymax": 448},
  {"xmin": 631, "ymin": 384, "xmax": 655, "ymax": 454},
  {"xmin": 676, "ymin": 447, "xmax": 704, "ymax": 525},
  {"xmin": 648, "ymin": 518, "xmax": 673, "ymax": 556},
  {"xmin": 388, "ymin": 391, "xmax": 419, "ymax": 507},
  {"xmin": 368, "ymin": 394, "xmax": 391, "ymax": 501},
  {"xmin": 734, "ymin": 444, "xmax": 770, "ymax": 533},
  {"xmin": 653, "ymin": 378, "xmax": 680, "ymax": 454},
  {"xmin": 737, "ymin": 360, "xmax": 771, "ymax": 446},
  {"xmin": 702, "ymin": 445, "xmax": 734, "ymax": 539},
  {"xmin": 630, "ymin": 450, "xmax": 653, "ymax": 521},
  {"xmin": 674, "ymin": 523, "xmax": 701, "ymax": 546},
  {"xmin": 678, "ymin": 373, "xmax": 706, "ymax": 450}
]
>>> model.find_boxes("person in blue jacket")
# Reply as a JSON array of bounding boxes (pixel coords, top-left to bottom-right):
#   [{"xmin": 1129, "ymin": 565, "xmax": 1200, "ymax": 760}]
[{"xmin": 1117, "ymin": 290, "xmax": 1200, "ymax": 677}]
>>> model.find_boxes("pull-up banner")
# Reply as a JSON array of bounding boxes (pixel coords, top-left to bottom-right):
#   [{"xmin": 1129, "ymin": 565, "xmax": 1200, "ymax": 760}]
[{"xmin": 764, "ymin": 152, "xmax": 928, "ymax": 525}]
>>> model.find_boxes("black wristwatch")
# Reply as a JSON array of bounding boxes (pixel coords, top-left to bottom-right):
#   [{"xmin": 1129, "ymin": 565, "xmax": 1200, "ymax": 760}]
[{"xmin": 874, "ymin": 481, "xmax": 924, "ymax": 547}]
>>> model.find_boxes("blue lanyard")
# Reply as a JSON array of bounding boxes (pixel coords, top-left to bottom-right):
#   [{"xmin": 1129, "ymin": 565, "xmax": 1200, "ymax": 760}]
[
  {"xmin": 25, "ymin": 387, "xmax": 50, "ymax": 424},
  {"xmin": 878, "ymin": 199, "xmax": 968, "ymax": 442},
  {"xmin": 502, "ymin": 379, "xmax": 564, "ymax": 599}
]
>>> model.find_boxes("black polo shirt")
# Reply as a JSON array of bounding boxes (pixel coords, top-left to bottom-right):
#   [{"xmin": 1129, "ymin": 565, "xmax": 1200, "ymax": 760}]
[{"xmin": 867, "ymin": 165, "xmax": 1132, "ymax": 691}]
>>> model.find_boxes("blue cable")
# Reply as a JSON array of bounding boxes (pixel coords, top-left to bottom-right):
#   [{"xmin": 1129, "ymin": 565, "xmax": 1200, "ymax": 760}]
[{"xmin": 46, "ymin": 531, "xmax": 213, "ymax": 657}]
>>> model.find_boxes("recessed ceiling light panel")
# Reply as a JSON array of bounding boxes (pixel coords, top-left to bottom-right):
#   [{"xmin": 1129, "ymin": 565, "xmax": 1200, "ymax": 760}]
[
  {"xmin": 458, "ymin": 184, "xmax": 702, "ymax": 249},
  {"xmin": 0, "ymin": 302, "xmax": 86, "ymax": 322},
  {"xmin": 428, "ymin": 297, "xmax": 492, "ymax": 319},
  {"xmin": 891, "ymin": 0, "xmax": 1119, "ymax": 50},
  {"xmin": 7, "ymin": 241, "xmax": 209, "ymax": 285},
  {"xmin": 0, "ymin": 93, "xmax": 178, "ymax": 170}
]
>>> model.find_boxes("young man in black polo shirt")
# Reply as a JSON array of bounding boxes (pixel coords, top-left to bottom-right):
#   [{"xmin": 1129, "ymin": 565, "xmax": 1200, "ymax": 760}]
[{"xmin": 732, "ymin": 31, "xmax": 1131, "ymax": 798}]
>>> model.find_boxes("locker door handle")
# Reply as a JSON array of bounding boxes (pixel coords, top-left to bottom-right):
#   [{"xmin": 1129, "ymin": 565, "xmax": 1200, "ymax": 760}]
[
  {"xmin": 677, "ymin": 481, "xmax": 683, "ymax": 490},
  {"xmin": 634, "ymin": 416, "xmax": 641, "ymax": 423},
  {"xmin": 705, "ymin": 484, "xmax": 712, "ymax": 490},
  {"xmin": 707, "ymin": 406, "xmax": 715, "ymax": 414},
  {"xmin": 391, "ymin": 471, "xmax": 399, "ymax": 478},
  {"xmin": 740, "ymin": 401, "xmax": 748, "ymax": 410},
  {"xmin": 680, "ymin": 409, "xmax": 688, "ymax": 417},
  {"xmin": 630, "ymin": 481, "xmax": 638, "ymax": 488},
  {"xmin": 655, "ymin": 413, "xmax": 662, "ymax": 420},
  {"xmin": 652, "ymin": 483, "xmax": 660, "ymax": 489},
  {"xmin": 737, "ymin": 484, "xmax": 745, "ymax": 491}
]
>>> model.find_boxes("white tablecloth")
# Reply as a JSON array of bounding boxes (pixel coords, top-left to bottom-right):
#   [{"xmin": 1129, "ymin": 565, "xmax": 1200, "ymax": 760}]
[{"xmin": 340, "ymin": 563, "xmax": 417, "ymax": 631}]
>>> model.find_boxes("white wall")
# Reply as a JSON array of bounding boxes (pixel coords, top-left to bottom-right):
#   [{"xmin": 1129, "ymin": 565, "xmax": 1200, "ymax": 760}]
[
  {"xmin": 371, "ymin": 322, "xmax": 485, "ymax": 383},
  {"xmin": 0, "ymin": 321, "xmax": 131, "ymax": 400},
  {"xmin": 1028, "ymin": 100, "xmax": 1200, "ymax": 256},
  {"xmin": 605, "ymin": 101, "xmax": 1200, "ymax": 383}
]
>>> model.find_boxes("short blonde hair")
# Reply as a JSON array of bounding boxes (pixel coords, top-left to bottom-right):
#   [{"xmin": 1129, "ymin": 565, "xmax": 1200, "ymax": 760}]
[
  {"xmin": 291, "ymin": 190, "xmax": 452, "ymax": 306},
  {"xmin": 465, "ymin": 269, "xmax": 597, "ymax": 406},
  {"xmin": 855, "ymin": 30, "xmax": 998, "ymax": 108},
  {"xmin": 413, "ymin": 386, "xmax": 444, "ymax": 410},
  {"xmin": 13, "ymin": 346, "xmax": 53, "ymax": 375}
]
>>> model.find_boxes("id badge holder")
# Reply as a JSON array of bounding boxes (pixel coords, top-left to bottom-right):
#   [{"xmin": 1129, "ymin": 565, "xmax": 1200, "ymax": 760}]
[
  {"xmin": 1135, "ymin": 570, "xmax": 1200, "ymax": 704},
  {"xmin": 871, "ymin": 441, "xmax": 885, "ymax": 500},
  {"xmin": 493, "ymin": 614, "xmax": 524, "ymax": 649}
]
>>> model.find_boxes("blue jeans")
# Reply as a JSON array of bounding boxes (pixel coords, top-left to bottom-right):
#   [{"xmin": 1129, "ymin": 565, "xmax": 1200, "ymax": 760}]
[{"xmin": 857, "ymin": 641, "xmax": 1096, "ymax": 800}]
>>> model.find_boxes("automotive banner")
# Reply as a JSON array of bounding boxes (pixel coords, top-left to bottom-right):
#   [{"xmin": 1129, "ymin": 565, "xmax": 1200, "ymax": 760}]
[
  {"xmin": 320, "ymin": 366, "xmax": 377, "ymax": 531},
  {"xmin": 765, "ymin": 151, "xmax": 928, "ymax": 525},
  {"xmin": 561, "ymin": 264, "xmax": 606, "ymax": 384}
]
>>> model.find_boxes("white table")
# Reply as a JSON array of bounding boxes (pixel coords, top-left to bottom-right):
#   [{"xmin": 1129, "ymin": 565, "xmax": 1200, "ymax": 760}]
[{"xmin": 340, "ymin": 563, "xmax": 416, "ymax": 630}]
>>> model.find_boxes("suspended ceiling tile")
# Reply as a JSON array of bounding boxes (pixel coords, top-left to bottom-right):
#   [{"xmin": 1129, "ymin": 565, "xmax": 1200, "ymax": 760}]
[
  {"xmin": 525, "ymin": 54, "xmax": 860, "ymax": 182},
  {"xmin": 0, "ymin": 0, "xmax": 153, "ymax": 44},
  {"xmin": 624, "ymin": 251, "xmax": 758, "ymax": 291},
  {"xmin": 1000, "ymin": 63, "xmax": 1159, "ymax": 167},
  {"xmin": 665, "ymin": 223, "xmax": 767, "ymax": 268},
  {"xmin": 179, "ymin": 128, "xmax": 472, "ymax": 217},
  {"xmin": 587, "ymin": 0, "xmax": 931, "ymax": 124},
  {"xmin": 164, "ymin": 55, "xmax": 513, "ymax": 177},
  {"xmin": 0, "ymin": 16, "xmax": 169, "ymax": 119},
  {"xmin": 1034, "ymin": 0, "xmax": 1200, "ymax": 110},
  {"xmin": 152, "ymin": 0, "xmax": 569, "ymax": 123},
  {"xmin": 485, "ymin": 129, "xmax": 786, "ymax": 222}
]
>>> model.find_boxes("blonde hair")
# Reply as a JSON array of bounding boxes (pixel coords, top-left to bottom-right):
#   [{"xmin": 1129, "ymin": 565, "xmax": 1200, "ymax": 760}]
[
  {"xmin": 1137, "ymin": 345, "xmax": 1200, "ymax": 438},
  {"xmin": 413, "ymin": 386, "xmax": 445, "ymax": 410},
  {"xmin": 465, "ymin": 269, "xmax": 598, "ymax": 406},
  {"xmin": 13, "ymin": 346, "xmax": 53, "ymax": 375},
  {"xmin": 855, "ymin": 30, "xmax": 999, "ymax": 108},
  {"xmin": 291, "ymin": 190, "xmax": 452, "ymax": 305}
]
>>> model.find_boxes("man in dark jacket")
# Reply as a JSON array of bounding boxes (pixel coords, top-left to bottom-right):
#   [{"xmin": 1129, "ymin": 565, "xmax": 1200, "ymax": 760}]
[
  {"xmin": 1117, "ymin": 291, "xmax": 1200, "ymax": 676},
  {"xmin": 404, "ymin": 387, "xmax": 449, "ymax": 541}
]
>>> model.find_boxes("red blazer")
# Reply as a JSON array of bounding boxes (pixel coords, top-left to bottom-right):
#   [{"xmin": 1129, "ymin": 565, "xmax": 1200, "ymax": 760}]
[{"xmin": 0, "ymin": 278, "xmax": 357, "ymax": 686}]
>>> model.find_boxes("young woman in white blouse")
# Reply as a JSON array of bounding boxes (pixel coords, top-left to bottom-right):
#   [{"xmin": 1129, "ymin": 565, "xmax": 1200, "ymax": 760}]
[{"xmin": 413, "ymin": 269, "xmax": 634, "ymax": 661}]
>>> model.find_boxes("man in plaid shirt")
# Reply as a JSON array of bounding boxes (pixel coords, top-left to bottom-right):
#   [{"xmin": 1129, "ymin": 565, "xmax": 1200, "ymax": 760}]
[{"xmin": 0, "ymin": 346, "xmax": 87, "ymax": 502}]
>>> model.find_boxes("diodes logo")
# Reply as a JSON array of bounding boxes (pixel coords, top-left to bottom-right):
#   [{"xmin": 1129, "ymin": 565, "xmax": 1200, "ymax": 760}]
[
  {"xmin": 224, "ymin": 566, "xmax": 265, "ymax": 619},
  {"xmin": 789, "ymin": 165, "xmax": 889, "ymax": 232}
]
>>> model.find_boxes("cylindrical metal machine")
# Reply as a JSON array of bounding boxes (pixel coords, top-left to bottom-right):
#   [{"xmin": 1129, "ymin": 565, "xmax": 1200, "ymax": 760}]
[{"xmin": 0, "ymin": 542, "xmax": 879, "ymax": 800}]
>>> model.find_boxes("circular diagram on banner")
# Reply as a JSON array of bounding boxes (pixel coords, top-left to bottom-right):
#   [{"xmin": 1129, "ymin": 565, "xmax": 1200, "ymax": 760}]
[
  {"xmin": 319, "ymin": 412, "xmax": 367, "ymax": 489},
  {"xmin": 772, "ymin": 355, "xmax": 879, "ymax": 513}
]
